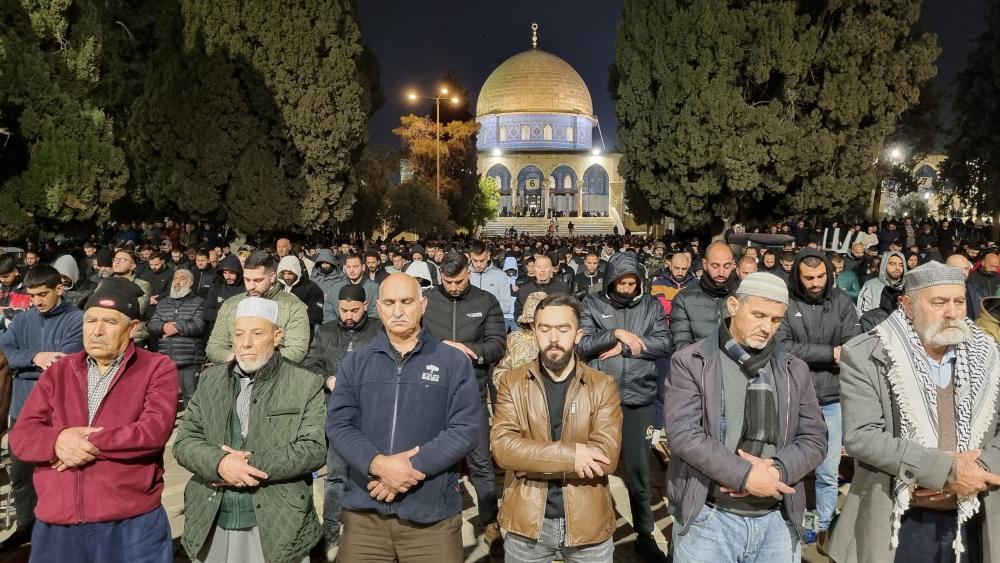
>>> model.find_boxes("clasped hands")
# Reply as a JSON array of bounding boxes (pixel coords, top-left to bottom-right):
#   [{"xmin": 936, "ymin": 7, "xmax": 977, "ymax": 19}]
[
  {"xmin": 214, "ymin": 445, "xmax": 268, "ymax": 488},
  {"xmin": 49, "ymin": 426, "xmax": 103, "ymax": 471},
  {"xmin": 599, "ymin": 329, "xmax": 646, "ymax": 360},
  {"xmin": 367, "ymin": 446, "xmax": 426, "ymax": 503},
  {"xmin": 914, "ymin": 449, "xmax": 1000, "ymax": 502},
  {"xmin": 719, "ymin": 449, "xmax": 795, "ymax": 500}
]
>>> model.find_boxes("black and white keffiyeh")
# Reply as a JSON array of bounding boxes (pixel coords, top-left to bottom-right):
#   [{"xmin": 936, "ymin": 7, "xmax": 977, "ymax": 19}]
[{"xmin": 875, "ymin": 308, "xmax": 1000, "ymax": 559}]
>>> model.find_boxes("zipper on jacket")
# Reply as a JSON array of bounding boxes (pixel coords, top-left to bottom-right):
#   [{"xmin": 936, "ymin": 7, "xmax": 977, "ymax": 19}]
[
  {"xmin": 451, "ymin": 300, "xmax": 457, "ymax": 341},
  {"xmin": 388, "ymin": 354, "xmax": 413, "ymax": 459}
]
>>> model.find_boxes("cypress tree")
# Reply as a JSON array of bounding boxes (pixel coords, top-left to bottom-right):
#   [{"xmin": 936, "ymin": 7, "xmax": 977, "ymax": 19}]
[{"xmin": 614, "ymin": 0, "xmax": 938, "ymax": 227}]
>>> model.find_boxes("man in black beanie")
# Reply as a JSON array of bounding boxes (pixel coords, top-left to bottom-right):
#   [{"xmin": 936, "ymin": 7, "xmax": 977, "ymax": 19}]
[{"xmin": 303, "ymin": 282, "xmax": 382, "ymax": 560}]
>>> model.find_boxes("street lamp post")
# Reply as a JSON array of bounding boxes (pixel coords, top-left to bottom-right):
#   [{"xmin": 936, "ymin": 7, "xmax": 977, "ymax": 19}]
[{"xmin": 407, "ymin": 87, "xmax": 460, "ymax": 198}]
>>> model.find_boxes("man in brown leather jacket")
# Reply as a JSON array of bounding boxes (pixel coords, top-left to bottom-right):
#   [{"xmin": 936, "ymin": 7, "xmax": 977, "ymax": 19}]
[{"xmin": 492, "ymin": 294, "xmax": 623, "ymax": 562}]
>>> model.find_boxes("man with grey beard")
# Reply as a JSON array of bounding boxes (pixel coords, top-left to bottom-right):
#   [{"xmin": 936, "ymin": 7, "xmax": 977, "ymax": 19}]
[
  {"xmin": 175, "ymin": 297, "xmax": 326, "ymax": 563},
  {"xmin": 831, "ymin": 261, "xmax": 1000, "ymax": 563},
  {"xmin": 148, "ymin": 269, "xmax": 205, "ymax": 409}
]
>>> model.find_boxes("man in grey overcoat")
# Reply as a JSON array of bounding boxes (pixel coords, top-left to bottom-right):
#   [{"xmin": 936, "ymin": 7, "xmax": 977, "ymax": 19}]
[{"xmin": 831, "ymin": 261, "xmax": 1000, "ymax": 563}]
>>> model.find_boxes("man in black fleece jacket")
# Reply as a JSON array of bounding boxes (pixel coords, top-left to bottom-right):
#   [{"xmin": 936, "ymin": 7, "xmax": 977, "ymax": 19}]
[{"xmin": 776, "ymin": 248, "xmax": 860, "ymax": 547}]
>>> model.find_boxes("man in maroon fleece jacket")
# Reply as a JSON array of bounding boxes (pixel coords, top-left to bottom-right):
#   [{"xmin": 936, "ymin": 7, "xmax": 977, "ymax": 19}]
[{"xmin": 9, "ymin": 277, "xmax": 178, "ymax": 563}]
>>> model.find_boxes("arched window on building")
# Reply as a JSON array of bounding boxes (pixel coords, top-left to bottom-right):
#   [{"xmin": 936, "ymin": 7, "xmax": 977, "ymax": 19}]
[
  {"xmin": 583, "ymin": 164, "xmax": 609, "ymax": 215},
  {"xmin": 521, "ymin": 125, "xmax": 530, "ymax": 140},
  {"xmin": 499, "ymin": 127, "xmax": 507, "ymax": 142},
  {"xmin": 543, "ymin": 124, "xmax": 553, "ymax": 140},
  {"xmin": 487, "ymin": 163, "xmax": 513, "ymax": 216},
  {"xmin": 566, "ymin": 127, "xmax": 574, "ymax": 142}
]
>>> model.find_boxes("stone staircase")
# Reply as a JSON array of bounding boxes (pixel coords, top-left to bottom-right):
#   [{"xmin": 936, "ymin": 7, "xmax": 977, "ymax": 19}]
[{"xmin": 480, "ymin": 216, "xmax": 619, "ymax": 237}]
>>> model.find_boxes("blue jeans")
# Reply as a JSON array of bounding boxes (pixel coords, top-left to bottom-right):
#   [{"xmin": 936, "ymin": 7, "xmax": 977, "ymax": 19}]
[
  {"xmin": 505, "ymin": 517, "xmax": 614, "ymax": 563},
  {"xmin": 672, "ymin": 505, "xmax": 801, "ymax": 563},
  {"xmin": 816, "ymin": 402, "xmax": 842, "ymax": 531},
  {"xmin": 323, "ymin": 443, "xmax": 347, "ymax": 542},
  {"xmin": 30, "ymin": 506, "xmax": 172, "ymax": 563}
]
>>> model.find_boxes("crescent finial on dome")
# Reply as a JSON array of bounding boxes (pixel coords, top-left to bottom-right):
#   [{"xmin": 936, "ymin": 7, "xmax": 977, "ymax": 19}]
[{"xmin": 531, "ymin": 23, "xmax": 538, "ymax": 50}]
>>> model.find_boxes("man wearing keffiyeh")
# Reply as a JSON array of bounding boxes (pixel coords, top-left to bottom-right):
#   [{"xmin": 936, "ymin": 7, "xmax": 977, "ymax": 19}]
[
  {"xmin": 831, "ymin": 261, "xmax": 1000, "ymax": 563},
  {"xmin": 666, "ymin": 272, "xmax": 827, "ymax": 563}
]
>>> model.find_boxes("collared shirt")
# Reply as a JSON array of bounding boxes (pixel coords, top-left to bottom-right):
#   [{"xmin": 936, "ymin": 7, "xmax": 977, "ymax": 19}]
[
  {"xmin": 233, "ymin": 365, "xmax": 254, "ymax": 439},
  {"xmin": 926, "ymin": 346, "xmax": 956, "ymax": 388},
  {"xmin": 86, "ymin": 353, "xmax": 126, "ymax": 424}
]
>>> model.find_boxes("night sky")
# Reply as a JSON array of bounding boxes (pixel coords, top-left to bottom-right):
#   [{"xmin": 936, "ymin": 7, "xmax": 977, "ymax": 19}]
[{"xmin": 358, "ymin": 0, "xmax": 989, "ymax": 150}]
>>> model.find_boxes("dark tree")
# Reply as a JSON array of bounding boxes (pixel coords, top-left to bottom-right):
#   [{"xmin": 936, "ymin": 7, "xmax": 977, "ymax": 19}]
[{"xmin": 614, "ymin": 0, "xmax": 938, "ymax": 228}]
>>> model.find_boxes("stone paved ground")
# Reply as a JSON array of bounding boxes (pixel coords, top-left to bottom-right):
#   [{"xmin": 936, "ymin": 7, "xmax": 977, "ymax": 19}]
[{"xmin": 0, "ymin": 430, "xmax": 833, "ymax": 562}]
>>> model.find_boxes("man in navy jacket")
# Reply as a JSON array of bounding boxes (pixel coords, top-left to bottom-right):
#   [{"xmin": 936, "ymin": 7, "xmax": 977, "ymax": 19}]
[
  {"xmin": 0, "ymin": 265, "xmax": 84, "ymax": 551},
  {"xmin": 327, "ymin": 273, "xmax": 481, "ymax": 562}
]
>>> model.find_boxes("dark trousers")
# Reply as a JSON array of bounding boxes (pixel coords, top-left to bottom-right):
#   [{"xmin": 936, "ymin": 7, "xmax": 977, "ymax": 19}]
[
  {"xmin": 177, "ymin": 364, "xmax": 200, "ymax": 405},
  {"xmin": 29, "ymin": 506, "xmax": 172, "ymax": 563},
  {"xmin": 465, "ymin": 401, "xmax": 499, "ymax": 525},
  {"xmin": 9, "ymin": 419, "xmax": 37, "ymax": 529},
  {"xmin": 653, "ymin": 355, "xmax": 671, "ymax": 430},
  {"xmin": 339, "ymin": 510, "xmax": 463, "ymax": 563},
  {"xmin": 323, "ymin": 443, "xmax": 347, "ymax": 541},
  {"xmin": 894, "ymin": 508, "xmax": 983, "ymax": 563},
  {"xmin": 621, "ymin": 403, "xmax": 655, "ymax": 536}
]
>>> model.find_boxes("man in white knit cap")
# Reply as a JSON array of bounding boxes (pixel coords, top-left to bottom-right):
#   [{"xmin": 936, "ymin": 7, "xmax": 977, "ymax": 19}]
[
  {"xmin": 832, "ymin": 261, "xmax": 1000, "ymax": 563},
  {"xmin": 175, "ymin": 297, "xmax": 326, "ymax": 563},
  {"xmin": 666, "ymin": 272, "xmax": 827, "ymax": 563}
]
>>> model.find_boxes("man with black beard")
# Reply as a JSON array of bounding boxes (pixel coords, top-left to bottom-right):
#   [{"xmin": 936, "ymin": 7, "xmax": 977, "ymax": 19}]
[
  {"xmin": 492, "ymin": 294, "xmax": 622, "ymax": 562},
  {"xmin": 579, "ymin": 252, "xmax": 672, "ymax": 562},
  {"xmin": 363, "ymin": 250, "xmax": 389, "ymax": 285},
  {"xmin": 303, "ymin": 284, "xmax": 381, "ymax": 561},
  {"xmin": 777, "ymin": 249, "xmax": 861, "ymax": 552},
  {"xmin": 670, "ymin": 242, "xmax": 738, "ymax": 351}
]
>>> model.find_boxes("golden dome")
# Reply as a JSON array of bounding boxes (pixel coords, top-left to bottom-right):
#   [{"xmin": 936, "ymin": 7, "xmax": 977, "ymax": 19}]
[{"xmin": 476, "ymin": 49, "xmax": 594, "ymax": 118}]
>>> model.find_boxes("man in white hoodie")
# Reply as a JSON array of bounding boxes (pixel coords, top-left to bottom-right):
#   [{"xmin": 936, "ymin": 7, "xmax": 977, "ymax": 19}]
[{"xmin": 278, "ymin": 256, "xmax": 325, "ymax": 329}]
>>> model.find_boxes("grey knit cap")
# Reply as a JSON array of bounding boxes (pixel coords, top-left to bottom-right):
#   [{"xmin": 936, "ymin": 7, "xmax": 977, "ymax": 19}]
[
  {"xmin": 904, "ymin": 261, "xmax": 966, "ymax": 292},
  {"xmin": 735, "ymin": 272, "xmax": 788, "ymax": 305}
]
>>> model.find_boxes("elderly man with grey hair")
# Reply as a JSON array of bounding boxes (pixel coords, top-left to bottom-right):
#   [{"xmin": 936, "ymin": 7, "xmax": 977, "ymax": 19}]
[
  {"xmin": 148, "ymin": 268, "xmax": 205, "ymax": 409},
  {"xmin": 831, "ymin": 261, "xmax": 1000, "ymax": 563},
  {"xmin": 666, "ymin": 272, "xmax": 827, "ymax": 563},
  {"xmin": 175, "ymin": 297, "xmax": 326, "ymax": 563}
]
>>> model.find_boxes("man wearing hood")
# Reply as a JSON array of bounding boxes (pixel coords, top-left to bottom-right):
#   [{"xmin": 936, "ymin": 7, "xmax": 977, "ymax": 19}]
[
  {"xmin": 578, "ymin": 252, "xmax": 673, "ymax": 562},
  {"xmin": 857, "ymin": 251, "xmax": 907, "ymax": 316},
  {"xmin": 204, "ymin": 253, "xmax": 244, "ymax": 326},
  {"xmin": 312, "ymin": 248, "xmax": 343, "ymax": 301},
  {"xmin": 278, "ymin": 255, "xmax": 325, "ymax": 329},
  {"xmin": 323, "ymin": 253, "xmax": 379, "ymax": 323},
  {"xmin": 776, "ymin": 248, "xmax": 861, "ymax": 551},
  {"xmin": 670, "ymin": 242, "xmax": 738, "ymax": 351},
  {"xmin": 52, "ymin": 255, "xmax": 96, "ymax": 309}
]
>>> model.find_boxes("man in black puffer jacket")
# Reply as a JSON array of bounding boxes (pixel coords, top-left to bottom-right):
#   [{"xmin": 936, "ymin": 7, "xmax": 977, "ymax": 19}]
[
  {"xmin": 578, "ymin": 251, "xmax": 672, "ymax": 562},
  {"xmin": 776, "ymin": 247, "xmax": 860, "ymax": 546},
  {"xmin": 148, "ymin": 269, "xmax": 205, "ymax": 408},
  {"xmin": 203, "ymin": 253, "xmax": 244, "ymax": 328},
  {"xmin": 302, "ymin": 284, "xmax": 381, "ymax": 556},
  {"xmin": 670, "ymin": 242, "xmax": 739, "ymax": 351},
  {"xmin": 422, "ymin": 251, "xmax": 507, "ymax": 554}
]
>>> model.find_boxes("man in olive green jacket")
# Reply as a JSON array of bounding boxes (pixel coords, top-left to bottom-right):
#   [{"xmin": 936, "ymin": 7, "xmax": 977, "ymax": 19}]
[
  {"xmin": 205, "ymin": 251, "xmax": 311, "ymax": 364},
  {"xmin": 175, "ymin": 297, "xmax": 326, "ymax": 563}
]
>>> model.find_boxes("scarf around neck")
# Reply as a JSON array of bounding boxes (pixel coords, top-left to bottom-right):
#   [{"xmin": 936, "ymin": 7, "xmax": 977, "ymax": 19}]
[
  {"xmin": 875, "ymin": 309, "xmax": 1000, "ymax": 559},
  {"xmin": 719, "ymin": 320, "xmax": 779, "ymax": 457}
]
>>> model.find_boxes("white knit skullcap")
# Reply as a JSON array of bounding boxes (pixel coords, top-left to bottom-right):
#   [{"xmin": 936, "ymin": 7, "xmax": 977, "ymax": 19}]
[
  {"xmin": 235, "ymin": 297, "xmax": 278, "ymax": 324},
  {"xmin": 735, "ymin": 272, "xmax": 788, "ymax": 305}
]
